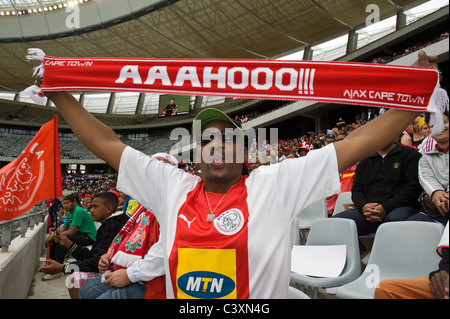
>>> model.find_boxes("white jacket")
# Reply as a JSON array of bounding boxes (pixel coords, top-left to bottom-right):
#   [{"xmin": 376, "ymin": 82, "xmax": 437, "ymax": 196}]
[{"xmin": 418, "ymin": 147, "xmax": 449, "ymax": 196}]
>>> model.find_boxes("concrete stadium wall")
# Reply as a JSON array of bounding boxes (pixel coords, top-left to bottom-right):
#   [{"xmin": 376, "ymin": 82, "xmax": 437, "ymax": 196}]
[{"xmin": 0, "ymin": 217, "xmax": 47, "ymax": 299}]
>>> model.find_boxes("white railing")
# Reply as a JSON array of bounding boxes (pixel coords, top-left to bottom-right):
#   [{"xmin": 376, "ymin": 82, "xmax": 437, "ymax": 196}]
[{"xmin": 0, "ymin": 208, "xmax": 46, "ymax": 252}]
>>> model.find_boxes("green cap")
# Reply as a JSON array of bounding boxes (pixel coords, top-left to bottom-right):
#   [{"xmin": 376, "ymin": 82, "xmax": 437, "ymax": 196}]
[
  {"xmin": 192, "ymin": 108, "xmax": 244, "ymax": 140},
  {"xmin": 193, "ymin": 108, "xmax": 241, "ymax": 131}
]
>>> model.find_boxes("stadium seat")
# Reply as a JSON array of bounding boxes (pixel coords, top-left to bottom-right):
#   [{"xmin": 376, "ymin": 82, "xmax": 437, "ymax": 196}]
[
  {"xmin": 336, "ymin": 221, "xmax": 444, "ymax": 299},
  {"xmin": 332, "ymin": 191, "xmax": 375, "ymax": 238},
  {"xmin": 331, "ymin": 191, "xmax": 353, "ymax": 216},
  {"xmin": 290, "ymin": 218, "xmax": 361, "ymax": 299},
  {"xmin": 297, "ymin": 198, "xmax": 328, "ymax": 244}
]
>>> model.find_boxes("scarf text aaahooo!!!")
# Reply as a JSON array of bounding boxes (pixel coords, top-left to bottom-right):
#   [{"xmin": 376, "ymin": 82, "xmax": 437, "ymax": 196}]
[{"xmin": 22, "ymin": 48, "xmax": 447, "ymax": 133}]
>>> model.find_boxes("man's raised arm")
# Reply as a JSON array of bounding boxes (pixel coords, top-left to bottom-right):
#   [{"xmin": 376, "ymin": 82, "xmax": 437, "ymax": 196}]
[{"xmin": 44, "ymin": 89, "xmax": 126, "ymax": 171}]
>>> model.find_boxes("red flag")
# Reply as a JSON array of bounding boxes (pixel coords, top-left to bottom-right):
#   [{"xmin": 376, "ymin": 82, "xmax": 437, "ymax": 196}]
[{"xmin": 0, "ymin": 115, "xmax": 62, "ymax": 221}]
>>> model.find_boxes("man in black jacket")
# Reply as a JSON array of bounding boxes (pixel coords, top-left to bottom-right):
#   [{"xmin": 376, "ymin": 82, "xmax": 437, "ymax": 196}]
[{"xmin": 333, "ymin": 141, "xmax": 422, "ymax": 255}]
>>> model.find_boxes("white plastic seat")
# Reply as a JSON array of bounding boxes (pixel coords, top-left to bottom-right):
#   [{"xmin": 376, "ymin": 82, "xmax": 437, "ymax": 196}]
[
  {"xmin": 290, "ymin": 218, "xmax": 361, "ymax": 298},
  {"xmin": 331, "ymin": 191, "xmax": 353, "ymax": 216},
  {"xmin": 296, "ymin": 198, "xmax": 328, "ymax": 244},
  {"xmin": 336, "ymin": 221, "xmax": 444, "ymax": 299}
]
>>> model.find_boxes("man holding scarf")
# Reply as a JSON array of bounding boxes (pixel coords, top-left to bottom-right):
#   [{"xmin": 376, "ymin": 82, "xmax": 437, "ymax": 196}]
[{"xmin": 36, "ymin": 51, "xmax": 442, "ymax": 298}]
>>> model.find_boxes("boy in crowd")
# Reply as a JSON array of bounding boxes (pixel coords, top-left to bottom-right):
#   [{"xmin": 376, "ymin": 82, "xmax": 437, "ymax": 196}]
[
  {"xmin": 43, "ymin": 193, "xmax": 97, "ymax": 280},
  {"xmin": 41, "ymin": 191, "xmax": 129, "ymax": 298}
]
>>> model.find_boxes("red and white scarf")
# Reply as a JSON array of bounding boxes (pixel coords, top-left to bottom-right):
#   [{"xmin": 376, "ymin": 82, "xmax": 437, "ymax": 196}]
[
  {"xmin": 105, "ymin": 204, "xmax": 166, "ymax": 299},
  {"xmin": 21, "ymin": 48, "xmax": 447, "ymax": 134},
  {"xmin": 106, "ymin": 204, "xmax": 157, "ymax": 269}
]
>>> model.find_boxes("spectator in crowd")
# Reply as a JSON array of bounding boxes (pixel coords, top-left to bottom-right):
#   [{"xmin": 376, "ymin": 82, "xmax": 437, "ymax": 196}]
[
  {"xmin": 409, "ymin": 115, "xmax": 425, "ymax": 148},
  {"xmin": 336, "ymin": 132, "xmax": 347, "ymax": 142},
  {"xmin": 287, "ymin": 153, "xmax": 296, "ymax": 159},
  {"xmin": 370, "ymin": 31, "xmax": 448, "ymax": 65},
  {"xmin": 248, "ymin": 152, "xmax": 269, "ymax": 173},
  {"xmin": 37, "ymin": 50, "xmax": 438, "ymax": 298},
  {"xmin": 48, "ymin": 198, "xmax": 61, "ymax": 231},
  {"xmin": 400, "ymin": 132, "xmax": 414, "ymax": 147},
  {"xmin": 416, "ymin": 115, "xmax": 434, "ymax": 154},
  {"xmin": 234, "ymin": 113, "xmax": 253, "ymax": 124},
  {"xmin": 362, "ymin": 108, "xmax": 376, "ymax": 121},
  {"xmin": 179, "ymin": 160, "xmax": 202, "ymax": 176},
  {"xmin": 82, "ymin": 195, "xmax": 93, "ymax": 211},
  {"xmin": 278, "ymin": 146, "xmax": 290, "ymax": 162},
  {"xmin": 120, "ymin": 192, "xmax": 140, "ymax": 217},
  {"xmin": 77, "ymin": 153, "xmax": 177, "ymax": 299},
  {"xmin": 418, "ymin": 116, "xmax": 431, "ymax": 138},
  {"xmin": 41, "ymin": 191, "xmax": 128, "ymax": 299},
  {"xmin": 43, "ymin": 193, "xmax": 98, "ymax": 280},
  {"xmin": 409, "ymin": 110, "xmax": 449, "ymax": 225},
  {"xmin": 298, "ymin": 142, "xmax": 313, "ymax": 157},
  {"xmin": 333, "ymin": 139, "xmax": 423, "ymax": 259},
  {"xmin": 418, "ymin": 114, "xmax": 438, "ymax": 154},
  {"xmin": 57, "ymin": 205, "xmax": 66, "ymax": 228},
  {"xmin": 326, "ymin": 134, "xmax": 336, "ymax": 145},
  {"xmin": 375, "ymin": 222, "xmax": 448, "ymax": 299},
  {"xmin": 62, "ymin": 172, "xmax": 117, "ymax": 194}
]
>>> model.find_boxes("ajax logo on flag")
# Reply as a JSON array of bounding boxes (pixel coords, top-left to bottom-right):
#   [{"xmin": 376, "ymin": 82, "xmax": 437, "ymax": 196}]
[{"xmin": 177, "ymin": 271, "xmax": 235, "ymax": 299}]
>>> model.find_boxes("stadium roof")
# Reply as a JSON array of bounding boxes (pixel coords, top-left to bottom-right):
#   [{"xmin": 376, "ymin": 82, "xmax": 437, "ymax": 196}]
[{"xmin": 0, "ymin": 0, "xmax": 445, "ymax": 114}]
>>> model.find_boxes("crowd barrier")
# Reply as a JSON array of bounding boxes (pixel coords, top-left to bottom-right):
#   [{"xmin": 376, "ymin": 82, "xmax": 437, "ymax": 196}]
[{"xmin": 0, "ymin": 208, "xmax": 48, "ymax": 298}]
